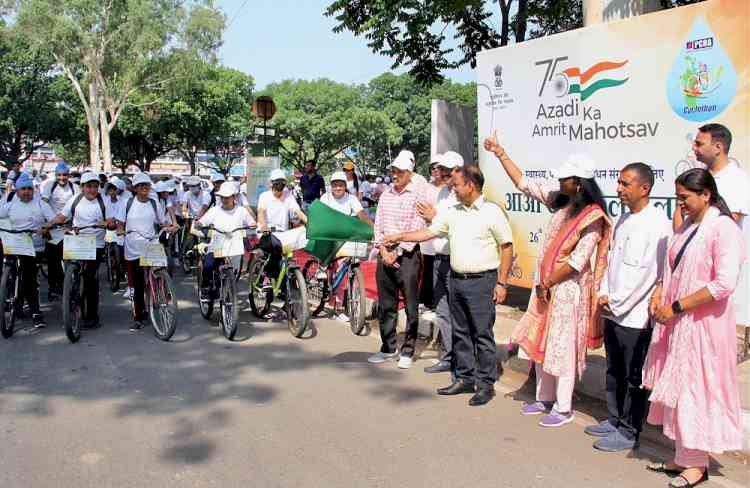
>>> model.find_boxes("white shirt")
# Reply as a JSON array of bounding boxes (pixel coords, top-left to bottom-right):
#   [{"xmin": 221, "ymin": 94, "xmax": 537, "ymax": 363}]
[
  {"xmin": 360, "ymin": 180, "xmax": 372, "ymax": 199},
  {"xmin": 116, "ymin": 198, "xmax": 169, "ymax": 260},
  {"xmin": 432, "ymin": 186, "xmax": 459, "ymax": 255},
  {"xmin": 0, "ymin": 196, "xmax": 56, "ymax": 251},
  {"xmin": 181, "ymin": 190, "xmax": 210, "ymax": 217},
  {"xmin": 42, "ymin": 180, "xmax": 79, "ymax": 214},
  {"xmin": 599, "ymin": 202, "xmax": 671, "ymax": 329},
  {"xmin": 712, "ymin": 162, "xmax": 750, "ymax": 224},
  {"xmin": 320, "ymin": 192, "xmax": 363, "ymax": 217},
  {"xmin": 103, "ymin": 194, "xmax": 124, "ymax": 220},
  {"xmin": 346, "ymin": 179, "xmax": 357, "ymax": 196},
  {"xmin": 61, "ymin": 195, "xmax": 108, "ymax": 248},
  {"xmin": 197, "ymin": 204, "xmax": 256, "ymax": 249},
  {"xmin": 258, "ymin": 190, "xmax": 301, "ymax": 232}
]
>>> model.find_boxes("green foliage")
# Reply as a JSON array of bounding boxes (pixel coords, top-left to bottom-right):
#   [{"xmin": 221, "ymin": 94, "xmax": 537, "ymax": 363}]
[
  {"xmin": 261, "ymin": 78, "xmax": 402, "ymax": 174},
  {"xmin": 326, "ymin": 0, "xmax": 582, "ymax": 85},
  {"xmin": 0, "ymin": 25, "xmax": 79, "ymax": 167}
]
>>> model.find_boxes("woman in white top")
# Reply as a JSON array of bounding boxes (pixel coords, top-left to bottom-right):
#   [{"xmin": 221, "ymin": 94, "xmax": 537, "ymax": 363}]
[
  {"xmin": 195, "ymin": 182, "xmax": 256, "ymax": 297},
  {"xmin": 320, "ymin": 171, "xmax": 372, "ymax": 224}
]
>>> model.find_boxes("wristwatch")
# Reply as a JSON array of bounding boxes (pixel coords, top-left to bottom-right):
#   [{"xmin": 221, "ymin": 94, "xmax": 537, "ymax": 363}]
[
  {"xmin": 496, "ymin": 282, "xmax": 508, "ymax": 289},
  {"xmin": 671, "ymin": 300, "xmax": 684, "ymax": 314}
]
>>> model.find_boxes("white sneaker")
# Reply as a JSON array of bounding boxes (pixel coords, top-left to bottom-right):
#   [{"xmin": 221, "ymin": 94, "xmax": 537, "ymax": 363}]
[
  {"xmin": 367, "ymin": 351, "xmax": 399, "ymax": 364},
  {"xmin": 397, "ymin": 355, "xmax": 413, "ymax": 369},
  {"xmin": 336, "ymin": 312, "xmax": 349, "ymax": 322},
  {"xmin": 122, "ymin": 287, "xmax": 134, "ymax": 299}
]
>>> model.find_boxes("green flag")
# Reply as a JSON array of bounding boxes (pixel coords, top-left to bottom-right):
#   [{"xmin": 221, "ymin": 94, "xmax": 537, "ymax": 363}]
[{"xmin": 304, "ymin": 200, "xmax": 374, "ymax": 265}]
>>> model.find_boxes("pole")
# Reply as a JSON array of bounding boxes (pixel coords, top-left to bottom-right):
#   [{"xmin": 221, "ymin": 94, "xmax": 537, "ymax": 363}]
[{"xmin": 263, "ymin": 118, "xmax": 267, "ymax": 157}]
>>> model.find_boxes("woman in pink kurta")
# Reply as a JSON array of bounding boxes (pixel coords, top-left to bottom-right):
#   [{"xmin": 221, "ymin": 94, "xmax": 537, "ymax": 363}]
[
  {"xmin": 485, "ymin": 135, "xmax": 611, "ymax": 428},
  {"xmin": 644, "ymin": 169, "xmax": 744, "ymax": 488}
]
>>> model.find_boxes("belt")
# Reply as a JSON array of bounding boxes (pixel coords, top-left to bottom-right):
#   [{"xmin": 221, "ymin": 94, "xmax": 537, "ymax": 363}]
[
  {"xmin": 450, "ymin": 269, "xmax": 495, "ymax": 280},
  {"xmin": 435, "ymin": 254, "xmax": 450, "ymax": 261}
]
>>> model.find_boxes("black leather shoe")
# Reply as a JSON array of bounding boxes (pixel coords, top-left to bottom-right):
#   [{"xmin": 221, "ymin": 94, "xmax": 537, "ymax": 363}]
[
  {"xmin": 437, "ymin": 380, "xmax": 475, "ymax": 395},
  {"xmin": 424, "ymin": 361, "xmax": 452, "ymax": 374},
  {"xmin": 469, "ymin": 387, "xmax": 496, "ymax": 406}
]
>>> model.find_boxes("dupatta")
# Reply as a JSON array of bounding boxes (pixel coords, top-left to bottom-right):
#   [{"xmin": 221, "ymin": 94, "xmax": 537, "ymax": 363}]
[{"xmin": 515, "ymin": 204, "xmax": 611, "ymax": 365}]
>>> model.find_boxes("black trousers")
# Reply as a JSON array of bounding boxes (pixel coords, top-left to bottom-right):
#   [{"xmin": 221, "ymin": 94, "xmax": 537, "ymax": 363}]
[
  {"xmin": 449, "ymin": 271, "xmax": 497, "ymax": 388},
  {"xmin": 419, "ymin": 254, "xmax": 435, "ymax": 308},
  {"xmin": 604, "ymin": 319, "xmax": 652, "ymax": 440},
  {"xmin": 127, "ymin": 259, "xmax": 147, "ymax": 321},
  {"xmin": 81, "ymin": 249, "xmax": 104, "ymax": 322},
  {"xmin": 19, "ymin": 255, "xmax": 41, "ymax": 315},
  {"xmin": 46, "ymin": 241, "xmax": 64, "ymax": 292},
  {"xmin": 375, "ymin": 247, "xmax": 421, "ymax": 356}
]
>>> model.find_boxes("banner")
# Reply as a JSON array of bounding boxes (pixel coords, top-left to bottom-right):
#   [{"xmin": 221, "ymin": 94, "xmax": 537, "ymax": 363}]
[
  {"xmin": 63, "ymin": 235, "xmax": 97, "ymax": 260},
  {"xmin": 476, "ymin": 0, "xmax": 749, "ymax": 322},
  {"xmin": 245, "ymin": 156, "xmax": 280, "ymax": 207}
]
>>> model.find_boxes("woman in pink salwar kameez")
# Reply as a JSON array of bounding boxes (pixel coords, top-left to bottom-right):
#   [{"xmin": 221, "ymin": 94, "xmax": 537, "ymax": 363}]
[{"xmin": 644, "ymin": 169, "xmax": 745, "ymax": 488}]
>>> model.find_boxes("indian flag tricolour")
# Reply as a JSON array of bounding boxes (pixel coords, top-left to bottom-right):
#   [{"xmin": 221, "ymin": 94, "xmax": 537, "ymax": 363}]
[{"xmin": 563, "ymin": 60, "xmax": 629, "ymax": 101}]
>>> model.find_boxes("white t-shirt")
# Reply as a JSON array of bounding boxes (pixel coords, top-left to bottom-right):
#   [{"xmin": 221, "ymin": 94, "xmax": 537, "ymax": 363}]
[
  {"xmin": 116, "ymin": 198, "xmax": 169, "ymax": 261},
  {"xmin": 181, "ymin": 190, "xmax": 210, "ymax": 218},
  {"xmin": 42, "ymin": 181, "xmax": 79, "ymax": 214},
  {"xmin": 170, "ymin": 192, "xmax": 183, "ymax": 217},
  {"xmin": 197, "ymin": 204, "xmax": 256, "ymax": 249},
  {"xmin": 712, "ymin": 163, "xmax": 750, "ymax": 224},
  {"xmin": 61, "ymin": 195, "xmax": 108, "ymax": 248},
  {"xmin": 432, "ymin": 186, "xmax": 459, "ymax": 255},
  {"xmin": 346, "ymin": 179, "xmax": 358, "ymax": 196},
  {"xmin": 0, "ymin": 196, "xmax": 56, "ymax": 251},
  {"xmin": 320, "ymin": 192, "xmax": 363, "ymax": 217},
  {"xmin": 257, "ymin": 190, "xmax": 300, "ymax": 232},
  {"xmin": 103, "ymin": 194, "xmax": 125, "ymax": 220}
]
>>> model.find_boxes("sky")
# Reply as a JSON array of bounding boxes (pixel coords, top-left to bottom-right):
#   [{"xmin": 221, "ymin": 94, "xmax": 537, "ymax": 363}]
[{"xmin": 216, "ymin": 0, "xmax": 477, "ymax": 89}]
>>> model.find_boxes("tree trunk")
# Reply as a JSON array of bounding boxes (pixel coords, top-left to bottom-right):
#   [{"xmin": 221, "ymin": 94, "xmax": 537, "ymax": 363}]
[
  {"xmin": 514, "ymin": 0, "xmax": 528, "ymax": 42},
  {"xmin": 87, "ymin": 83, "xmax": 101, "ymax": 170},
  {"xmin": 498, "ymin": 0, "xmax": 513, "ymax": 45},
  {"xmin": 100, "ymin": 110, "xmax": 112, "ymax": 173}
]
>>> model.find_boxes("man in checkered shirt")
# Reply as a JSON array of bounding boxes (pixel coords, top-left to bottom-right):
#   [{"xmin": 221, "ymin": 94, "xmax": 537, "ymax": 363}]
[{"xmin": 368, "ymin": 150, "xmax": 428, "ymax": 370}]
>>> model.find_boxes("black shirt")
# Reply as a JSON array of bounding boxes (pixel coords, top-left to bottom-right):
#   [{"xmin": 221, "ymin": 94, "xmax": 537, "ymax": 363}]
[{"xmin": 300, "ymin": 173, "xmax": 325, "ymax": 203}]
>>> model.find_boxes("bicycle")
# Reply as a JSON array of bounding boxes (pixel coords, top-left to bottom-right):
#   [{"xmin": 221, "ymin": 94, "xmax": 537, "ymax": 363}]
[
  {"xmin": 193, "ymin": 224, "xmax": 255, "ymax": 340},
  {"xmin": 0, "ymin": 229, "xmax": 36, "ymax": 338},
  {"xmin": 125, "ymin": 229, "xmax": 178, "ymax": 341},
  {"xmin": 302, "ymin": 245, "xmax": 368, "ymax": 336},
  {"xmin": 103, "ymin": 231, "xmax": 123, "ymax": 292},
  {"xmin": 59, "ymin": 224, "xmax": 103, "ymax": 343},
  {"xmin": 247, "ymin": 228, "xmax": 310, "ymax": 338},
  {"xmin": 180, "ymin": 217, "xmax": 198, "ymax": 275}
]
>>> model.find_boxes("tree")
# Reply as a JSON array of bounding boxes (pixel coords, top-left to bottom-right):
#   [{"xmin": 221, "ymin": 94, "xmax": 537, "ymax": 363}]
[
  {"xmin": 326, "ymin": 0, "xmax": 582, "ymax": 85},
  {"xmin": 363, "ymin": 72, "xmax": 474, "ymax": 173},
  {"xmin": 16, "ymin": 0, "xmax": 225, "ymax": 172},
  {"xmin": 165, "ymin": 63, "xmax": 255, "ymax": 175},
  {"xmin": 0, "ymin": 26, "xmax": 75, "ymax": 167},
  {"xmin": 261, "ymin": 79, "xmax": 402, "ymax": 174}
]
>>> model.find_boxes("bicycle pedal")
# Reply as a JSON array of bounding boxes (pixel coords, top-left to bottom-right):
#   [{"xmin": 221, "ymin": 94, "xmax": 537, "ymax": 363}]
[{"xmin": 315, "ymin": 271, "xmax": 327, "ymax": 280}]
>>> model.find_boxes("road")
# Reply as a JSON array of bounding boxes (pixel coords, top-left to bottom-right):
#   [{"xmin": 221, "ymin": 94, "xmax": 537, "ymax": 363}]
[{"xmin": 0, "ymin": 273, "xmax": 745, "ymax": 487}]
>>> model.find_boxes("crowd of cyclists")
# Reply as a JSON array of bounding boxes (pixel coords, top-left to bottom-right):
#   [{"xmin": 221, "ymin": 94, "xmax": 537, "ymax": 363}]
[{"xmin": 0, "ymin": 160, "xmax": 378, "ymax": 341}]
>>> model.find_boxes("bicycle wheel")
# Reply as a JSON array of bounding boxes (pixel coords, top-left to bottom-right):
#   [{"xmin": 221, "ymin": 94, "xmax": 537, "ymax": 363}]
[
  {"xmin": 220, "ymin": 269, "xmax": 239, "ymax": 340},
  {"xmin": 302, "ymin": 259, "xmax": 329, "ymax": 317},
  {"xmin": 286, "ymin": 267, "xmax": 309, "ymax": 338},
  {"xmin": 62, "ymin": 265, "xmax": 82, "ymax": 343},
  {"xmin": 247, "ymin": 257, "xmax": 272, "ymax": 318},
  {"xmin": 148, "ymin": 269, "xmax": 177, "ymax": 341},
  {"xmin": 347, "ymin": 266, "xmax": 368, "ymax": 336},
  {"xmin": 196, "ymin": 260, "xmax": 213, "ymax": 320},
  {"xmin": 107, "ymin": 244, "xmax": 120, "ymax": 292},
  {"xmin": 0, "ymin": 264, "xmax": 17, "ymax": 339}
]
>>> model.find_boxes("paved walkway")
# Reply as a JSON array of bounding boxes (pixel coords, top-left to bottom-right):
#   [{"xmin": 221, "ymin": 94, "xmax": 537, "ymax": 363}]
[{"xmin": 0, "ymin": 274, "xmax": 747, "ymax": 487}]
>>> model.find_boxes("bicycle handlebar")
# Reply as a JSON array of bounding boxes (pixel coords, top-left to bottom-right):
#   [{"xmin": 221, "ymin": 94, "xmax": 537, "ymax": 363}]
[
  {"xmin": 0, "ymin": 228, "xmax": 35, "ymax": 234},
  {"xmin": 125, "ymin": 228, "xmax": 168, "ymax": 241}
]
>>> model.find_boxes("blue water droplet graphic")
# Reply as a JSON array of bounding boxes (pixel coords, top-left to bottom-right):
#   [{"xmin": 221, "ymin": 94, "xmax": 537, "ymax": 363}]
[{"xmin": 666, "ymin": 16, "xmax": 737, "ymax": 122}]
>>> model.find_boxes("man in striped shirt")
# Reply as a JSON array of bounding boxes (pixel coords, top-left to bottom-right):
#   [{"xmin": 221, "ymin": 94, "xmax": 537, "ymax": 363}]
[{"xmin": 368, "ymin": 150, "xmax": 428, "ymax": 369}]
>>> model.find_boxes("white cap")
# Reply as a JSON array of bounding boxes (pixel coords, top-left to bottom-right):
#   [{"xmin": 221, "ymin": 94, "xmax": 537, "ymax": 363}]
[
  {"xmin": 390, "ymin": 150, "xmax": 414, "ymax": 171},
  {"xmin": 216, "ymin": 182, "xmax": 236, "ymax": 198},
  {"xmin": 269, "ymin": 169, "xmax": 286, "ymax": 182},
  {"xmin": 132, "ymin": 173, "xmax": 152, "ymax": 187},
  {"xmin": 81, "ymin": 172, "xmax": 99, "ymax": 185},
  {"xmin": 430, "ymin": 153, "xmax": 444, "ymax": 165},
  {"xmin": 113, "ymin": 179, "xmax": 126, "ymax": 191},
  {"xmin": 211, "ymin": 173, "xmax": 225, "ymax": 183},
  {"xmin": 556, "ymin": 153, "xmax": 596, "ymax": 180},
  {"xmin": 165, "ymin": 180, "xmax": 177, "ymax": 192},
  {"xmin": 439, "ymin": 151, "xmax": 464, "ymax": 169},
  {"xmin": 186, "ymin": 176, "xmax": 201, "ymax": 186},
  {"xmin": 154, "ymin": 181, "xmax": 169, "ymax": 193},
  {"xmin": 240, "ymin": 182, "xmax": 247, "ymax": 194},
  {"xmin": 375, "ymin": 177, "xmax": 383, "ymax": 183},
  {"xmin": 330, "ymin": 171, "xmax": 347, "ymax": 183}
]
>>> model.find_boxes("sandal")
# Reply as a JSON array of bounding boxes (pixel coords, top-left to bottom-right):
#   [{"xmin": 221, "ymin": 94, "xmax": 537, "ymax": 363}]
[
  {"xmin": 646, "ymin": 462, "xmax": 682, "ymax": 474},
  {"xmin": 667, "ymin": 470, "xmax": 708, "ymax": 488}
]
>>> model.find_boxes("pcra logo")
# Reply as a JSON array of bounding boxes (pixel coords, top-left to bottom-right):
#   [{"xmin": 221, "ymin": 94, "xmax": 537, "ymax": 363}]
[
  {"xmin": 536, "ymin": 57, "xmax": 629, "ymax": 101},
  {"xmin": 666, "ymin": 17, "xmax": 736, "ymax": 122}
]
